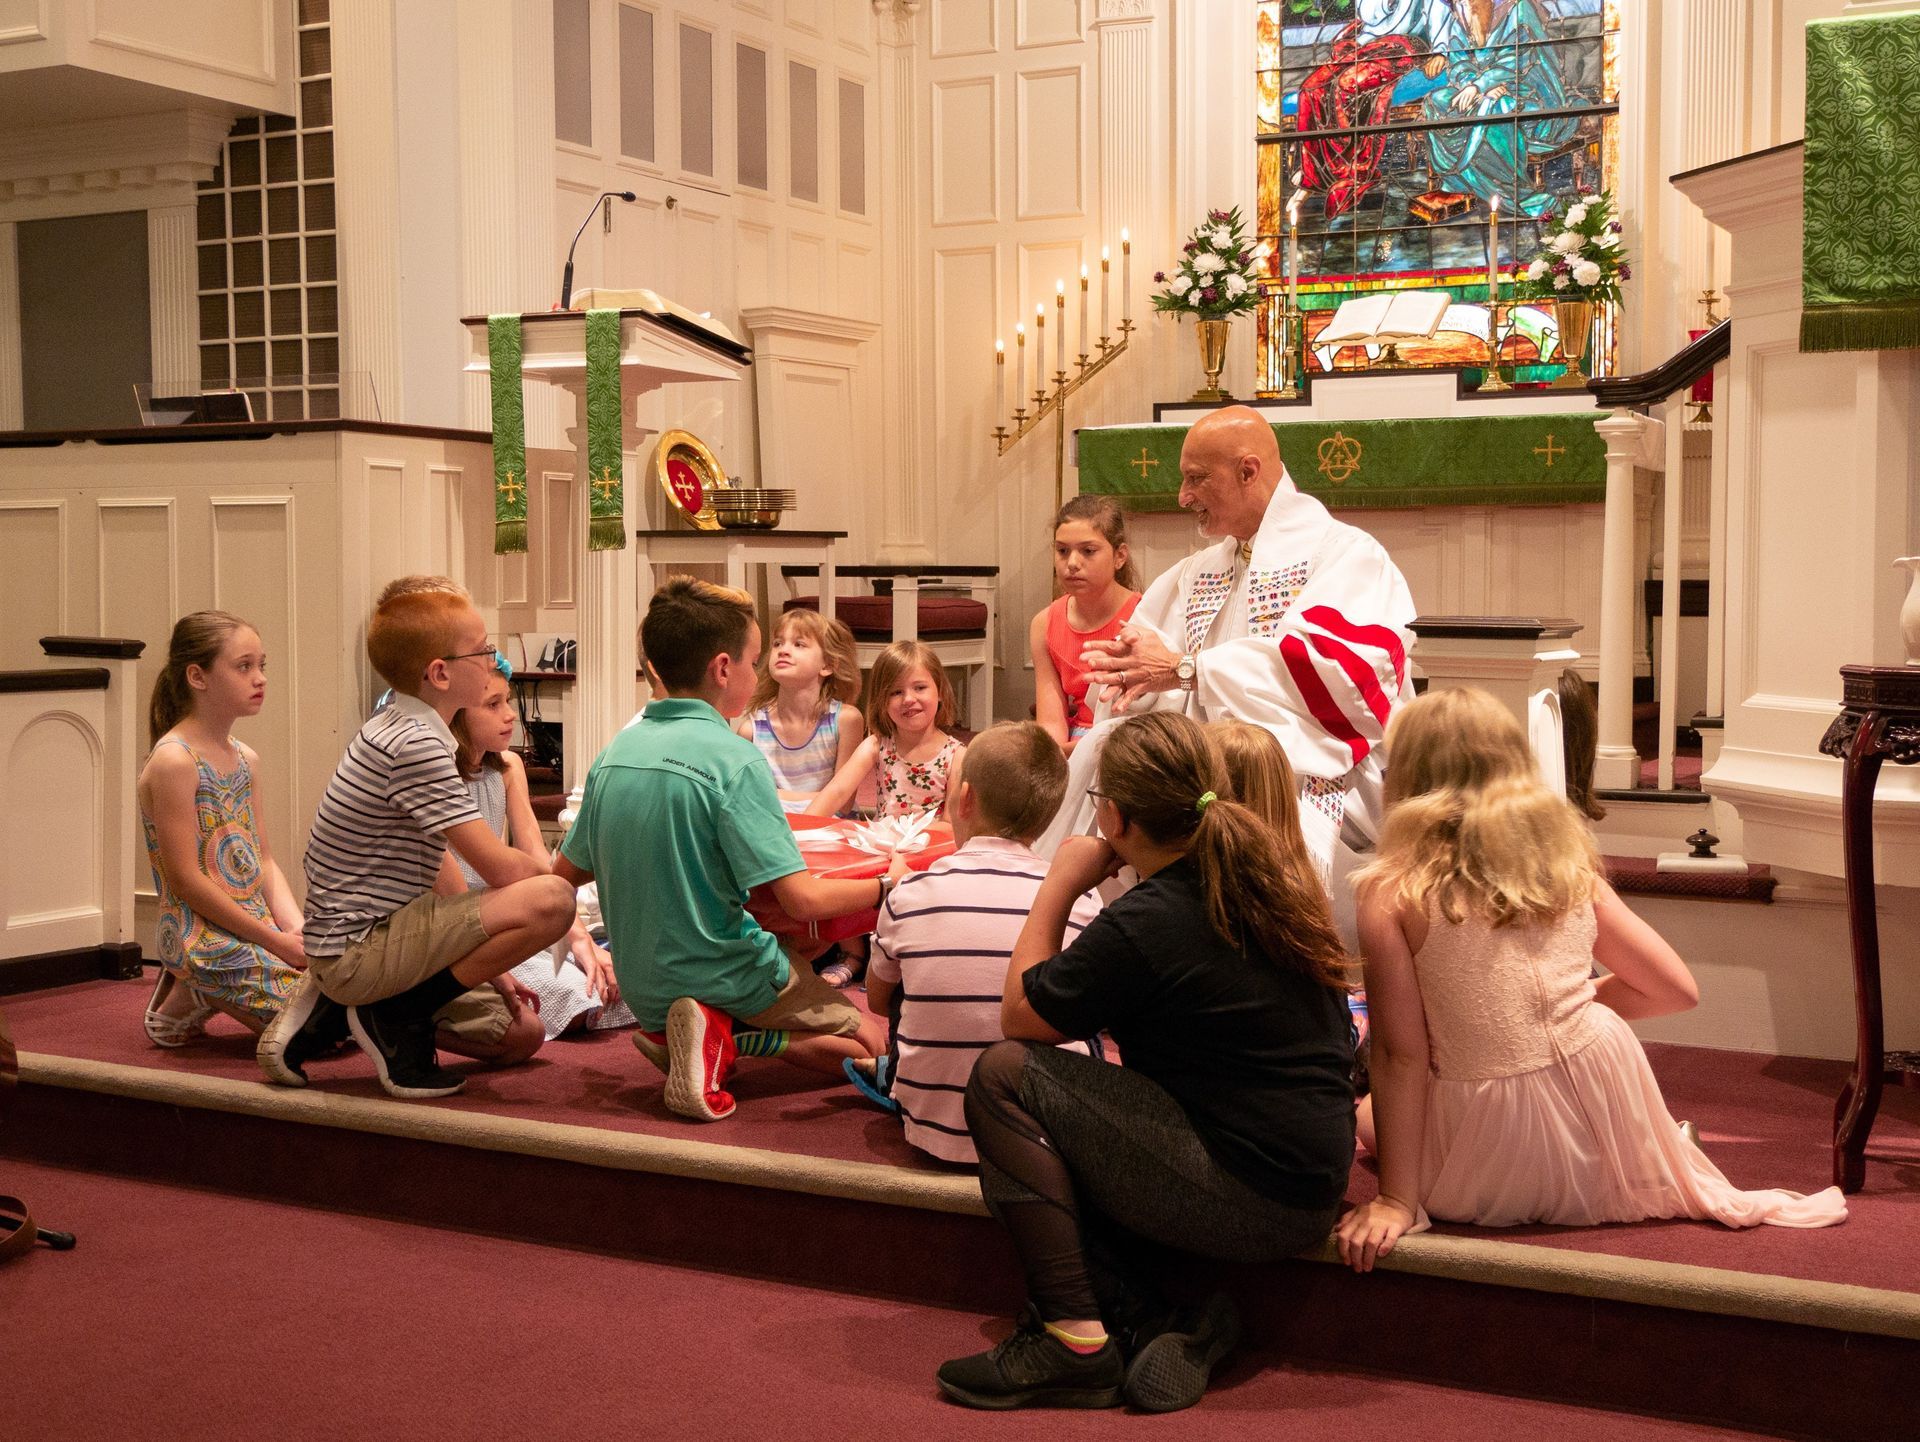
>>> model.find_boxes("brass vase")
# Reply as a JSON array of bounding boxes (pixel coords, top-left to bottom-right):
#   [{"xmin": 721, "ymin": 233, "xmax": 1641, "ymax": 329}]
[
  {"xmin": 1192, "ymin": 317, "xmax": 1232, "ymax": 402},
  {"xmin": 1551, "ymin": 298, "xmax": 1596, "ymax": 390}
]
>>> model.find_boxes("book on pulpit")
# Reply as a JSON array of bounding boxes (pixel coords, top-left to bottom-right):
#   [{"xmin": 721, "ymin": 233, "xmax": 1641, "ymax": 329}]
[
  {"xmin": 569, "ymin": 286, "xmax": 743, "ymax": 348},
  {"xmin": 1315, "ymin": 291, "xmax": 1451, "ymax": 348}
]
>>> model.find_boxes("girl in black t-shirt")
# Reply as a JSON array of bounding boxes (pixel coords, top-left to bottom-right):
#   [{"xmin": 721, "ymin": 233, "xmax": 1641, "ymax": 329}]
[{"xmin": 935, "ymin": 712, "xmax": 1355, "ymax": 1414}]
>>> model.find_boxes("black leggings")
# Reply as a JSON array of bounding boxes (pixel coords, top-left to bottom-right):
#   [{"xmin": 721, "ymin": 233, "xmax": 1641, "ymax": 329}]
[{"xmin": 965, "ymin": 1040, "xmax": 1339, "ymax": 1327}]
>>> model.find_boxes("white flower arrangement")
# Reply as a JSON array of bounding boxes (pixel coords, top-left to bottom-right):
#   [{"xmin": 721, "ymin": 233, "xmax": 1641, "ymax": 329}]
[
  {"xmin": 1151, "ymin": 206, "xmax": 1265, "ymax": 320},
  {"xmin": 1512, "ymin": 189, "xmax": 1631, "ymax": 306}
]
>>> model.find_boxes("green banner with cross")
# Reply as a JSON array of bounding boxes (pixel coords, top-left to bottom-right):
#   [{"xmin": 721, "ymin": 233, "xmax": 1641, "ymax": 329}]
[{"xmin": 1078, "ymin": 415, "xmax": 1606, "ymax": 512}]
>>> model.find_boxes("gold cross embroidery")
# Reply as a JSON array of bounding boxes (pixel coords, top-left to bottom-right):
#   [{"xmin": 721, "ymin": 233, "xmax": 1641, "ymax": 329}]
[
  {"xmin": 496, "ymin": 469, "xmax": 524, "ymax": 506},
  {"xmin": 591, "ymin": 466, "xmax": 621, "ymax": 502},
  {"xmin": 1130, "ymin": 447, "xmax": 1160, "ymax": 480},
  {"xmin": 1534, "ymin": 434, "xmax": 1566, "ymax": 467}
]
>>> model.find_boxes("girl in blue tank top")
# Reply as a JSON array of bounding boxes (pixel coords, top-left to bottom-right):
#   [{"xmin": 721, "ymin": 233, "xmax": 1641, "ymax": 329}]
[{"xmin": 735, "ymin": 609, "xmax": 865, "ymax": 812}]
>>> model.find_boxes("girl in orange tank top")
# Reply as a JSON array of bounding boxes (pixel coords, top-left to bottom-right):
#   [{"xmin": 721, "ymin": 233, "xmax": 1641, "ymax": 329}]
[{"xmin": 1030, "ymin": 496, "xmax": 1140, "ymax": 750}]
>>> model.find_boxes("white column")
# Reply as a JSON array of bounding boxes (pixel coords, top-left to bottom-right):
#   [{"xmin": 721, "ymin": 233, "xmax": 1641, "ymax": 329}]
[
  {"xmin": 0, "ymin": 221, "xmax": 19, "ymax": 429},
  {"xmin": 456, "ymin": 0, "xmax": 523, "ymax": 430},
  {"xmin": 872, "ymin": 1, "xmax": 933, "ymax": 562},
  {"xmin": 1592, "ymin": 411, "xmax": 1657, "ymax": 789},
  {"xmin": 559, "ymin": 383, "xmax": 643, "ymax": 815},
  {"xmin": 514, "ymin": 0, "xmax": 564, "ymax": 451},
  {"xmin": 331, "ymin": 0, "xmax": 405, "ymax": 420},
  {"xmin": 147, "ymin": 204, "xmax": 198, "ymax": 396}
]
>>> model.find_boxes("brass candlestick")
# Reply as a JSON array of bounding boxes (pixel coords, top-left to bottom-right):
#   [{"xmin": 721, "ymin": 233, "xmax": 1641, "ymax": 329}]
[
  {"xmin": 1480, "ymin": 301, "xmax": 1513, "ymax": 392},
  {"xmin": 992, "ymin": 318, "xmax": 1136, "ymax": 514}
]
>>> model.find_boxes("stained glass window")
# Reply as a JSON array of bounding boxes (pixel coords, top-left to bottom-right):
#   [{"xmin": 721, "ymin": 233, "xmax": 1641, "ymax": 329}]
[{"xmin": 1256, "ymin": 0, "xmax": 1620, "ymax": 381}]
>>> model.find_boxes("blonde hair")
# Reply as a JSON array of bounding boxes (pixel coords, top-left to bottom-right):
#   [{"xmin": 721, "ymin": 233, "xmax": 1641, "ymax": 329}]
[
  {"xmin": 150, "ymin": 611, "xmax": 255, "ymax": 746},
  {"xmin": 865, "ymin": 640, "xmax": 956, "ymax": 740},
  {"xmin": 1099, "ymin": 713, "xmax": 1350, "ymax": 989},
  {"xmin": 748, "ymin": 609, "xmax": 862, "ymax": 717},
  {"xmin": 1213, "ymin": 720, "xmax": 1326, "ymax": 897},
  {"xmin": 957, "ymin": 721, "xmax": 1067, "ymax": 841},
  {"xmin": 366, "ymin": 589, "xmax": 478, "ymax": 695},
  {"xmin": 1356, "ymin": 687, "xmax": 1600, "ymax": 929}
]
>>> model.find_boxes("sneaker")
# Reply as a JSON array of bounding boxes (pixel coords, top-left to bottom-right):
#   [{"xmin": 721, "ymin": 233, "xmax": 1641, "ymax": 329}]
[
  {"xmin": 631, "ymin": 1028, "xmax": 669, "ymax": 1073},
  {"xmin": 256, "ymin": 973, "xmax": 348, "ymax": 1086},
  {"xmin": 662, "ymin": 997, "xmax": 737, "ymax": 1121},
  {"xmin": 936, "ymin": 1306, "xmax": 1123, "ymax": 1410},
  {"xmin": 346, "ymin": 1000, "xmax": 466, "ymax": 1100},
  {"xmin": 145, "ymin": 970, "xmax": 214, "ymax": 1049},
  {"xmin": 1122, "ymin": 1291, "xmax": 1241, "ymax": 1413}
]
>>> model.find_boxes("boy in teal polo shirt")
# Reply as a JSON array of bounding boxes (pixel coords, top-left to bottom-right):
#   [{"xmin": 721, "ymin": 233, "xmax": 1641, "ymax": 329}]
[{"xmin": 556, "ymin": 578, "xmax": 897, "ymax": 1121}]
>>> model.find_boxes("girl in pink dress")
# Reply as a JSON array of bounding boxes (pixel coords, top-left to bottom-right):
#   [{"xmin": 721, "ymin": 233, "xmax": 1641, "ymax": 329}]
[{"xmin": 1337, "ymin": 688, "xmax": 1844, "ymax": 1270}]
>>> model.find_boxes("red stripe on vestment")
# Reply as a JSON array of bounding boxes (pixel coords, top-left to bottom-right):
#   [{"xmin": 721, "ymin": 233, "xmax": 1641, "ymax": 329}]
[
  {"xmin": 1301, "ymin": 605, "xmax": 1407, "ymax": 689},
  {"xmin": 1308, "ymin": 631, "xmax": 1392, "ymax": 727},
  {"xmin": 1281, "ymin": 633, "xmax": 1369, "ymax": 765}
]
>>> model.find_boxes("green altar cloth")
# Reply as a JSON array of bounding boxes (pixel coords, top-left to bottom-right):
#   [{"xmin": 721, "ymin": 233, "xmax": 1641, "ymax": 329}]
[
  {"xmin": 1078, "ymin": 416, "xmax": 1606, "ymax": 512},
  {"xmin": 1802, "ymin": 11, "xmax": 1920, "ymax": 353}
]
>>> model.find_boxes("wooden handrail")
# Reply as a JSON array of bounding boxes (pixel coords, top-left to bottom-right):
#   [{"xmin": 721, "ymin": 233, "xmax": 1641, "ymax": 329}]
[{"xmin": 1587, "ymin": 319, "xmax": 1731, "ymax": 407}]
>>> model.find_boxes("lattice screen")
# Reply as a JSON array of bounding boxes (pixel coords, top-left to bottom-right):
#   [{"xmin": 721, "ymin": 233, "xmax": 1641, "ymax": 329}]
[{"xmin": 195, "ymin": 0, "xmax": 340, "ymax": 420}]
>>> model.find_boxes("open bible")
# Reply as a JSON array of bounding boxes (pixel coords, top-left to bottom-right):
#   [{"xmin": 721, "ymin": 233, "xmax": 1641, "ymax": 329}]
[{"xmin": 1315, "ymin": 291, "xmax": 1451, "ymax": 348}]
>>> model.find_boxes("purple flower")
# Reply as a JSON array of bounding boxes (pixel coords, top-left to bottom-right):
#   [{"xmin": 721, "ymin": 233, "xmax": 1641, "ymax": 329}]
[
  {"xmin": 1209, "ymin": 208, "xmax": 1228, "ymax": 223},
  {"xmin": 1553, "ymin": 257, "xmax": 1571, "ymax": 274},
  {"xmin": 1184, "ymin": 240, "xmax": 1198, "ymax": 254},
  {"xmin": 1153, "ymin": 270, "xmax": 1166, "ymax": 283},
  {"xmin": 1201, "ymin": 286, "xmax": 1219, "ymax": 303},
  {"xmin": 1619, "ymin": 263, "xmax": 1632, "ymax": 280},
  {"xmin": 1237, "ymin": 250, "xmax": 1252, "ymax": 265},
  {"xmin": 1608, "ymin": 220, "xmax": 1622, "ymax": 234}
]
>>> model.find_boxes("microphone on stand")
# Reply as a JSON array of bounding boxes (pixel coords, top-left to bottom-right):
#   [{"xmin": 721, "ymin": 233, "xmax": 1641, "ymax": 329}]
[{"xmin": 559, "ymin": 190, "xmax": 637, "ymax": 310}]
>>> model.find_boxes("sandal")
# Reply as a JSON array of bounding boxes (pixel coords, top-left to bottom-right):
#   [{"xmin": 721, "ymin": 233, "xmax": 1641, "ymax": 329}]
[
  {"xmin": 817, "ymin": 948, "xmax": 865, "ymax": 989},
  {"xmin": 143, "ymin": 970, "xmax": 213, "ymax": 1048},
  {"xmin": 843, "ymin": 1054, "xmax": 899, "ymax": 1114}
]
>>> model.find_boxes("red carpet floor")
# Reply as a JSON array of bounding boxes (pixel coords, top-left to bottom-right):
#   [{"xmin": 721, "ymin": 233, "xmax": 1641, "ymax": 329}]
[
  {"xmin": 7, "ymin": 977, "xmax": 1920, "ymax": 1295},
  {"xmin": 0, "ymin": 1157, "xmax": 1789, "ymax": 1442}
]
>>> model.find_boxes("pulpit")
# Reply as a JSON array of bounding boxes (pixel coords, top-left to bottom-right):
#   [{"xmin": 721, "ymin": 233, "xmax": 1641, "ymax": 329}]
[{"xmin": 461, "ymin": 309, "xmax": 752, "ymax": 813}]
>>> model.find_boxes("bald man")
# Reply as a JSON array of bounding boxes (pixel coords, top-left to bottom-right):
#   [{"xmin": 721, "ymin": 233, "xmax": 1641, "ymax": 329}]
[{"xmin": 1038, "ymin": 407, "xmax": 1416, "ymax": 937}]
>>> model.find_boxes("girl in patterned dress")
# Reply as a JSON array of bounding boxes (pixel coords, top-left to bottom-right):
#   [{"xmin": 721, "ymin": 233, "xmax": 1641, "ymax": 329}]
[
  {"xmin": 733, "ymin": 609, "xmax": 865, "ymax": 813},
  {"xmin": 806, "ymin": 642, "xmax": 968, "ymax": 986},
  {"xmin": 1031, "ymin": 496, "xmax": 1140, "ymax": 753},
  {"xmin": 449, "ymin": 670, "xmax": 629, "ymax": 1039},
  {"xmin": 137, "ymin": 612, "xmax": 306, "ymax": 1046}
]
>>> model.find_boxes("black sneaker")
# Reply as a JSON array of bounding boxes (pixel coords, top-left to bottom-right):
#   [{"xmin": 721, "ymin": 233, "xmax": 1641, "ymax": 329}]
[
  {"xmin": 936, "ymin": 1307, "xmax": 1123, "ymax": 1410},
  {"xmin": 347, "ymin": 1000, "xmax": 465, "ymax": 1099},
  {"xmin": 1122, "ymin": 1291, "xmax": 1241, "ymax": 1413},
  {"xmin": 257, "ymin": 974, "xmax": 350, "ymax": 1087}
]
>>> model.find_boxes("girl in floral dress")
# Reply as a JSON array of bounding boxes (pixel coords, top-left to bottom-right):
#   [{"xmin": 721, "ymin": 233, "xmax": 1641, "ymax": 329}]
[{"xmin": 137, "ymin": 612, "xmax": 306, "ymax": 1045}]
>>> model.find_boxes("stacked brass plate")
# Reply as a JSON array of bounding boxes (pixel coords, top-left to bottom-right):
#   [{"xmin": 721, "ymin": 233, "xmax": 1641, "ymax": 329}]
[
  {"xmin": 651, "ymin": 430, "xmax": 729, "ymax": 530},
  {"xmin": 710, "ymin": 487, "xmax": 797, "ymax": 530}
]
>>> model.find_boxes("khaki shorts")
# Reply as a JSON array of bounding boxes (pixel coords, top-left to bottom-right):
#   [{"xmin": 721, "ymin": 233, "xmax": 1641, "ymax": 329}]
[
  {"xmin": 738, "ymin": 963, "xmax": 864, "ymax": 1038},
  {"xmin": 435, "ymin": 986, "xmax": 512, "ymax": 1048},
  {"xmin": 311, "ymin": 890, "xmax": 491, "ymax": 1007}
]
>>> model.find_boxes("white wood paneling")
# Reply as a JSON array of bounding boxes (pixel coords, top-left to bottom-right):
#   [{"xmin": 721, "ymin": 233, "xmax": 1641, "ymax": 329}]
[
  {"xmin": 932, "ymin": 77, "xmax": 998, "ymax": 224},
  {"xmin": 3, "ymin": 708, "xmax": 102, "ymax": 940},
  {"xmin": 0, "ymin": 220, "xmax": 19, "ymax": 430},
  {"xmin": 1017, "ymin": 0, "xmax": 1081, "ymax": 49},
  {"xmin": 1015, "ymin": 68, "xmax": 1082, "ymax": 219},
  {"xmin": 0, "ymin": 499, "xmax": 67, "ymax": 665},
  {"xmin": 934, "ymin": 0, "xmax": 997, "ymax": 58}
]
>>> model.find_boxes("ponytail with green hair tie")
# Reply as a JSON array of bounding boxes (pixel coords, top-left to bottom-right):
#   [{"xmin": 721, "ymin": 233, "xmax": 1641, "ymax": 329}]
[{"xmin": 1196, "ymin": 790, "xmax": 1217, "ymax": 813}]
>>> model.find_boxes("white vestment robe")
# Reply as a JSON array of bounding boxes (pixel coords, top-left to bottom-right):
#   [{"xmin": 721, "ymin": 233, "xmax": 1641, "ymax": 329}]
[{"xmin": 1037, "ymin": 475, "xmax": 1418, "ymax": 942}]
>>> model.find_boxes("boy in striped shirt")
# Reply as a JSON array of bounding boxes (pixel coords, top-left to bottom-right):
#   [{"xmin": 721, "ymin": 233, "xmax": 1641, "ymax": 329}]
[
  {"xmin": 258, "ymin": 584, "xmax": 575, "ymax": 1099},
  {"xmin": 863, "ymin": 722, "xmax": 1105, "ymax": 1163}
]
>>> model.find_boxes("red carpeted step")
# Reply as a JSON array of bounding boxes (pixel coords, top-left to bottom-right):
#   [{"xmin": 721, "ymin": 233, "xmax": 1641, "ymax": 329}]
[{"xmin": 0, "ymin": 1156, "xmax": 1791, "ymax": 1442}]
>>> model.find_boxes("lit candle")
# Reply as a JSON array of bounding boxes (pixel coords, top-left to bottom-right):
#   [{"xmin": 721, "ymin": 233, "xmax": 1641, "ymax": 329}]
[
  {"xmin": 1078, "ymin": 265, "xmax": 1090, "ymax": 360},
  {"xmin": 1120, "ymin": 228, "xmax": 1131, "ymax": 322},
  {"xmin": 995, "ymin": 338, "xmax": 1005, "ymax": 420},
  {"xmin": 1015, "ymin": 323, "xmax": 1026, "ymax": 406},
  {"xmin": 1100, "ymin": 246, "xmax": 1111, "ymax": 340},
  {"xmin": 1055, "ymin": 279, "xmax": 1066, "ymax": 375},
  {"xmin": 1034, "ymin": 303, "xmax": 1045, "ymax": 396},
  {"xmin": 1487, "ymin": 193, "xmax": 1500, "ymax": 303}
]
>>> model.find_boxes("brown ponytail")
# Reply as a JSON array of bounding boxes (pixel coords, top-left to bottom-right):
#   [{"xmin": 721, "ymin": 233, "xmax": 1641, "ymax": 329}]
[
  {"xmin": 1098, "ymin": 712, "xmax": 1351, "ymax": 989},
  {"xmin": 149, "ymin": 611, "xmax": 252, "ymax": 747}
]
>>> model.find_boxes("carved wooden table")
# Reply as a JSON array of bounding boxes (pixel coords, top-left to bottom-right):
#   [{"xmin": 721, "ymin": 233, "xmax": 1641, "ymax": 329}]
[{"xmin": 1818, "ymin": 664, "xmax": 1920, "ymax": 1192}]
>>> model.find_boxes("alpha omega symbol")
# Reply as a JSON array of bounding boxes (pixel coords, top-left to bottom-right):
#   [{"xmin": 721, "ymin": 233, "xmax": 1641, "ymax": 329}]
[{"xmin": 1316, "ymin": 431, "xmax": 1363, "ymax": 485}]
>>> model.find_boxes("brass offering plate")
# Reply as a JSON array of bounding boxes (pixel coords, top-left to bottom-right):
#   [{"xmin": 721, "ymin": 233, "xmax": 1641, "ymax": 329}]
[{"xmin": 651, "ymin": 430, "xmax": 730, "ymax": 530}]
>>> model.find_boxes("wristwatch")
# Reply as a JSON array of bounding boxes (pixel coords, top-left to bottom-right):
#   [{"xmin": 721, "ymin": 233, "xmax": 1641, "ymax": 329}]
[
  {"xmin": 1175, "ymin": 653, "xmax": 1198, "ymax": 692},
  {"xmin": 877, "ymin": 872, "xmax": 897, "ymax": 907}
]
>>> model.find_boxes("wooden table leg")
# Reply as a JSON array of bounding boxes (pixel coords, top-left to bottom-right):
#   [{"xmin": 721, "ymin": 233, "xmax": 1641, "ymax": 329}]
[{"xmin": 1835, "ymin": 714, "xmax": 1888, "ymax": 1192}]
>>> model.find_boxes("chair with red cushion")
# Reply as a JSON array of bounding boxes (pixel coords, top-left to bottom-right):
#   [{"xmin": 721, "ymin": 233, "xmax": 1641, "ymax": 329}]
[{"xmin": 781, "ymin": 565, "xmax": 999, "ymax": 731}]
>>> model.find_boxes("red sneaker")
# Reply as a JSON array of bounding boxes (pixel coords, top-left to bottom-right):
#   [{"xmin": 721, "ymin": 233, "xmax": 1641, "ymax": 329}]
[{"xmin": 663, "ymin": 997, "xmax": 738, "ymax": 1121}]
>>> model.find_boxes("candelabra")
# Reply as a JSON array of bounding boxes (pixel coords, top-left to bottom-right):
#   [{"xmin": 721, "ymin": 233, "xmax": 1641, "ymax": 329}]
[
  {"xmin": 992, "ymin": 318, "xmax": 1136, "ymax": 514},
  {"xmin": 1480, "ymin": 301, "xmax": 1513, "ymax": 393}
]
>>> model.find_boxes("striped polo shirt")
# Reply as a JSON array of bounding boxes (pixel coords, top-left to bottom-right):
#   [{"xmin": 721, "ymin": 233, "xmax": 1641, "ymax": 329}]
[
  {"xmin": 871, "ymin": 835, "xmax": 1105, "ymax": 1164},
  {"xmin": 302, "ymin": 692, "xmax": 482, "ymax": 958}
]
